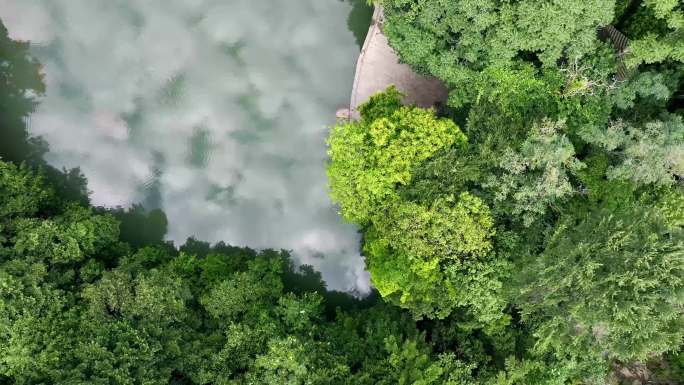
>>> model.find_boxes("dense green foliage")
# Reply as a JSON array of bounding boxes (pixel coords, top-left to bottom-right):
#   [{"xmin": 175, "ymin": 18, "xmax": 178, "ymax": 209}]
[
  {"xmin": 0, "ymin": 159, "xmax": 460, "ymax": 385},
  {"xmin": 327, "ymin": 86, "xmax": 465, "ymax": 224},
  {"xmin": 518, "ymin": 203, "xmax": 684, "ymax": 363},
  {"xmin": 328, "ymin": 89, "xmax": 508, "ymax": 322},
  {"xmin": 0, "ymin": 158, "xmax": 620, "ymax": 385},
  {"xmin": 325, "ymin": 1, "xmax": 684, "ymax": 383},
  {"xmin": 2, "ymin": 0, "xmax": 684, "ymax": 382},
  {"xmin": 623, "ymin": 0, "xmax": 684, "ymax": 67}
]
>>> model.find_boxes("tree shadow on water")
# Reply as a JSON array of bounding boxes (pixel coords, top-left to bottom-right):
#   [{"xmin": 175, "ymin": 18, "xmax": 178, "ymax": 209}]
[
  {"xmin": 343, "ymin": 0, "xmax": 373, "ymax": 50},
  {"xmin": 0, "ymin": 20, "xmax": 91, "ymax": 207}
]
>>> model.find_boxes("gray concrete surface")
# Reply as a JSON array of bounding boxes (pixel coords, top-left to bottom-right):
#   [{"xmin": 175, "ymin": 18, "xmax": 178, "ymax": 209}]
[{"xmin": 348, "ymin": 7, "xmax": 448, "ymax": 120}]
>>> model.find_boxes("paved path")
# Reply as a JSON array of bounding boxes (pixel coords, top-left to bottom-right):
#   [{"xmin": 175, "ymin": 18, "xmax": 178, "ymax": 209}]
[{"xmin": 346, "ymin": 7, "xmax": 447, "ymax": 120}]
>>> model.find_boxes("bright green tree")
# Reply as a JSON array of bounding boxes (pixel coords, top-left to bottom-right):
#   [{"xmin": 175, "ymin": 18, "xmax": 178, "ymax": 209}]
[
  {"xmin": 365, "ymin": 193, "xmax": 508, "ymax": 321},
  {"xmin": 327, "ymin": 86, "xmax": 465, "ymax": 224},
  {"xmin": 328, "ymin": 88, "xmax": 509, "ymax": 322}
]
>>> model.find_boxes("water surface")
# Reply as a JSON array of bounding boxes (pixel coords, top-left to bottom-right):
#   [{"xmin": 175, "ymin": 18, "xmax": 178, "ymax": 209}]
[{"xmin": 0, "ymin": 0, "xmax": 371, "ymax": 292}]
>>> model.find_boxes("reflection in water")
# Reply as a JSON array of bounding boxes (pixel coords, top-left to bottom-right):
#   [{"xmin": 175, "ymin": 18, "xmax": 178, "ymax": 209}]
[
  {"xmin": 108, "ymin": 204, "xmax": 169, "ymax": 250},
  {"xmin": 0, "ymin": 0, "xmax": 371, "ymax": 293},
  {"xmin": 345, "ymin": 0, "xmax": 374, "ymax": 49},
  {"xmin": 0, "ymin": 19, "xmax": 46, "ymax": 164}
]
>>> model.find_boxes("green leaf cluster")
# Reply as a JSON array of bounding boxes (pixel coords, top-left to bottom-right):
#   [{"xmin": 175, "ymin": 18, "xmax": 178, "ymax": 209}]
[{"xmin": 327, "ymin": 86, "xmax": 465, "ymax": 224}]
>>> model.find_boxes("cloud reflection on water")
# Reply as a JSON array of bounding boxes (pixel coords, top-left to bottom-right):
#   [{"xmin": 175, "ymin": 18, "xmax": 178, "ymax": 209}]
[{"xmin": 0, "ymin": 0, "xmax": 370, "ymax": 293}]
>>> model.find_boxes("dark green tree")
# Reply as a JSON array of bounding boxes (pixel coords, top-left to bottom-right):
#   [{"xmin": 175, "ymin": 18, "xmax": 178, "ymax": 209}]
[{"xmin": 517, "ymin": 203, "xmax": 684, "ymax": 362}]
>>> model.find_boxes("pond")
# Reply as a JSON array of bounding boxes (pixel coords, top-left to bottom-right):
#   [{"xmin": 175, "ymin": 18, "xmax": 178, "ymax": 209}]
[{"xmin": 0, "ymin": 0, "xmax": 373, "ymax": 293}]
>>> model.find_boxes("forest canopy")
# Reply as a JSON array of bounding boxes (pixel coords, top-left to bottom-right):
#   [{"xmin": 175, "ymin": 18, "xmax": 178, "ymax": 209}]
[
  {"xmin": 2, "ymin": 0, "xmax": 684, "ymax": 384},
  {"xmin": 325, "ymin": 0, "xmax": 684, "ymax": 383}
]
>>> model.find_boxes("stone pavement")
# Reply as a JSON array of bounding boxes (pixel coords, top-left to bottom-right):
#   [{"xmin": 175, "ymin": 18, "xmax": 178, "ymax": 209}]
[{"xmin": 344, "ymin": 6, "xmax": 448, "ymax": 120}]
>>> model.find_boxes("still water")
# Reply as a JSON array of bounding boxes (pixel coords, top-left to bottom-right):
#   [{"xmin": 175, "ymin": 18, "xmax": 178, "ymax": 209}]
[{"xmin": 0, "ymin": 0, "xmax": 372, "ymax": 293}]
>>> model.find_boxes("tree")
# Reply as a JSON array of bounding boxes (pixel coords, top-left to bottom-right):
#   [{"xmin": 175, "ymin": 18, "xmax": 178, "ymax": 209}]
[
  {"xmin": 200, "ymin": 255, "xmax": 283, "ymax": 322},
  {"xmin": 0, "ymin": 161, "xmax": 50, "ymax": 222},
  {"xmin": 517, "ymin": 204, "xmax": 684, "ymax": 362},
  {"xmin": 12, "ymin": 205, "xmax": 119, "ymax": 265},
  {"xmin": 485, "ymin": 119, "xmax": 585, "ymax": 227},
  {"xmin": 383, "ymin": 337, "xmax": 477, "ymax": 385},
  {"xmin": 579, "ymin": 114, "xmax": 684, "ymax": 186},
  {"xmin": 365, "ymin": 193, "xmax": 508, "ymax": 321},
  {"xmin": 461, "ymin": 66, "xmax": 561, "ymax": 135},
  {"xmin": 623, "ymin": 0, "xmax": 684, "ymax": 67},
  {"xmin": 3, "ymin": 6, "xmax": 684, "ymax": 383},
  {"xmin": 328, "ymin": 88, "xmax": 510, "ymax": 322},
  {"xmin": 381, "ymin": 0, "xmax": 614, "ymax": 105},
  {"xmin": 327, "ymin": 87, "xmax": 465, "ymax": 224}
]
